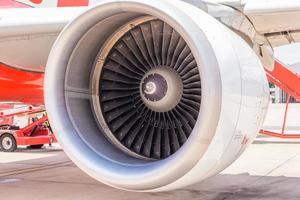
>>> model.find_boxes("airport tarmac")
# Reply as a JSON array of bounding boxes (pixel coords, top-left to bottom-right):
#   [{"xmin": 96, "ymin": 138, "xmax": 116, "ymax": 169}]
[{"xmin": 1, "ymin": 103, "xmax": 300, "ymax": 200}]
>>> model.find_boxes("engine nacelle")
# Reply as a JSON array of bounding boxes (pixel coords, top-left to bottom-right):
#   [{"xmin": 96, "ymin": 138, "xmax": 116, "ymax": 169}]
[{"xmin": 45, "ymin": 0, "xmax": 269, "ymax": 192}]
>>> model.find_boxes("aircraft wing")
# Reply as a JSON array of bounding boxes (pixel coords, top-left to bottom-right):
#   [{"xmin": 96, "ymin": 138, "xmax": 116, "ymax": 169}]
[
  {"xmin": 243, "ymin": 0, "xmax": 300, "ymax": 46},
  {"xmin": 0, "ymin": 7, "xmax": 86, "ymax": 72}
]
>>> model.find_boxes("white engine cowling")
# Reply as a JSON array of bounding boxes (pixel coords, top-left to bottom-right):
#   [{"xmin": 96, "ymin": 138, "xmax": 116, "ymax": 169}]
[{"xmin": 45, "ymin": 0, "xmax": 269, "ymax": 192}]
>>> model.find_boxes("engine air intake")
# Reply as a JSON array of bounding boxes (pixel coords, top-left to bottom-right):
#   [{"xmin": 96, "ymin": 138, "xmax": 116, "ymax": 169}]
[{"xmin": 98, "ymin": 19, "xmax": 201, "ymax": 159}]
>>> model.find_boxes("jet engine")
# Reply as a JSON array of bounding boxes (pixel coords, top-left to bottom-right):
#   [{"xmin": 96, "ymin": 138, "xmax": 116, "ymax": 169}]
[{"xmin": 45, "ymin": 0, "xmax": 269, "ymax": 192}]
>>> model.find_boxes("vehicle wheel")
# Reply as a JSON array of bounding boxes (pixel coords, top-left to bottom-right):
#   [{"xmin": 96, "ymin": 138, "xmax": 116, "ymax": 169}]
[
  {"xmin": 0, "ymin": 134, "xmax": 17, "ymax": 152},
  {"xmin": 29, "ymin": 144, "xmax": 44, "ymax": 149}
]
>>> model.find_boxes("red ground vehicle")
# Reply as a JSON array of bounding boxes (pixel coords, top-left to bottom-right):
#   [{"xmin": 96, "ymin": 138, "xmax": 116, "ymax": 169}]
[{"xmin": 0, "ymin": 107, "xmax": 56, "ymax": 152}]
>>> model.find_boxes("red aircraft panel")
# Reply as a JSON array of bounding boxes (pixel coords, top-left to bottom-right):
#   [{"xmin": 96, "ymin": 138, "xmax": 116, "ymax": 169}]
[{"xmin": 0, "ymin": 63, "xmax": 44, "ymax": 105}]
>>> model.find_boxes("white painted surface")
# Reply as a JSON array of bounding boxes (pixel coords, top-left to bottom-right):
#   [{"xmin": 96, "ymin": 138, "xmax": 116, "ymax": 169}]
[
  {"xmin": 243, "ymin": 0, "xmax": 300, "ymax": 14},
  {"xmin": 0, "ymin": 7, "xmax": 86, "ymax": 71}
]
